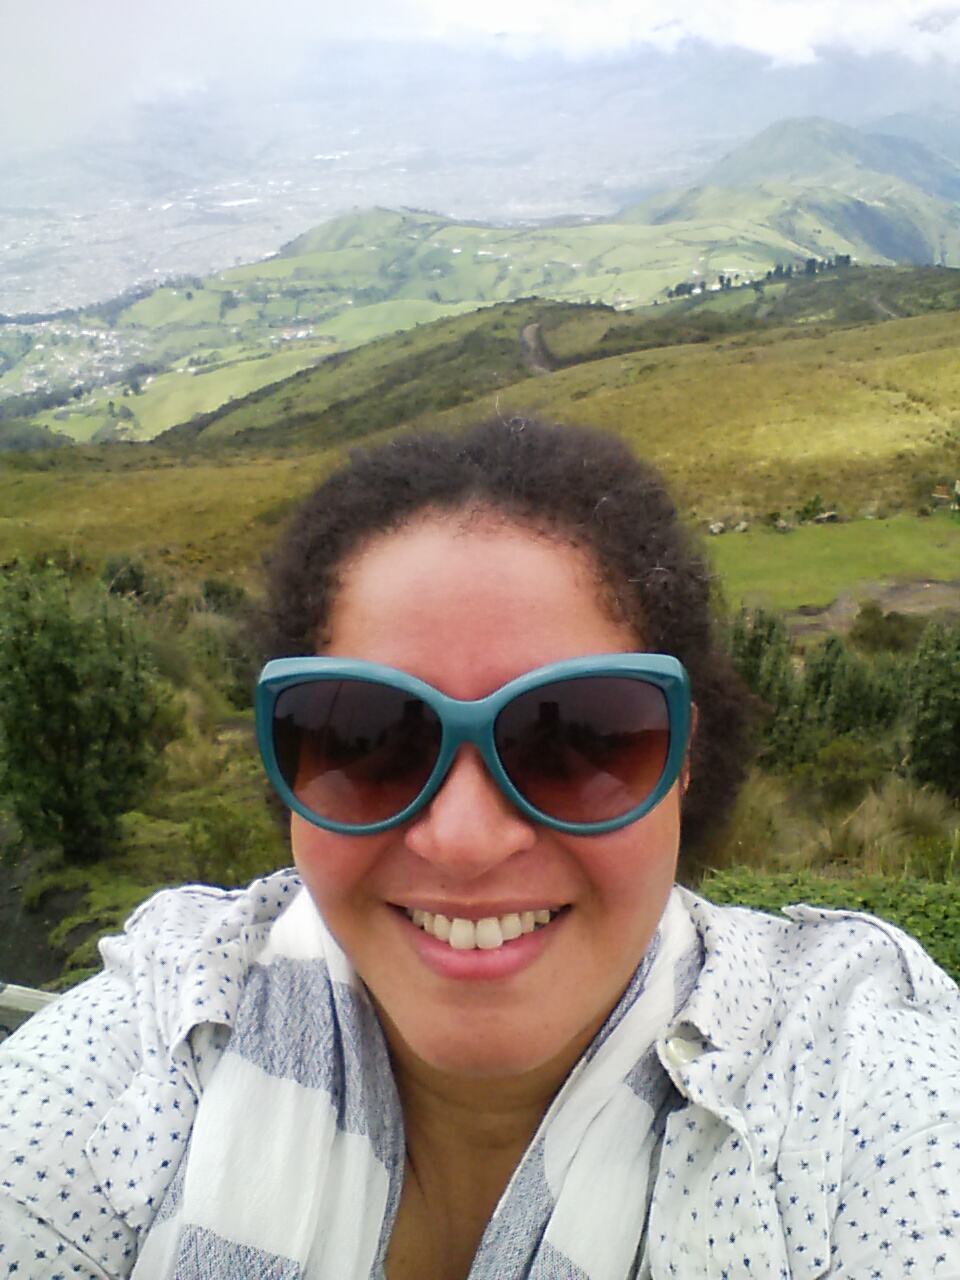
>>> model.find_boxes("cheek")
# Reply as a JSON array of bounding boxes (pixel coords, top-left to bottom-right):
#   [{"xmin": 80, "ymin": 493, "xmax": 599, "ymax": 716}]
[
  {"xmin": 588, "ymin": 790, "xmax": 681, "ymax": 916},
  {"xmin": 290, "ymin": 815, "xmax": 378, "ymax": 917}
]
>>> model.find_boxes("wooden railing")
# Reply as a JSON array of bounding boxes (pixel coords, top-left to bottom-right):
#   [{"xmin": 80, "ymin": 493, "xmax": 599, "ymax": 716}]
[{"xmin": 0, "ymin": 981, "xmax": 56, "ymax": 1043}]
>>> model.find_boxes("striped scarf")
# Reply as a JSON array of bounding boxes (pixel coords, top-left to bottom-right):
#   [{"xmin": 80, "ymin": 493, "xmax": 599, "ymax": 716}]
[{"xmin": 133, "ymin": 886, "xmax": 703, "ymax": 1280}]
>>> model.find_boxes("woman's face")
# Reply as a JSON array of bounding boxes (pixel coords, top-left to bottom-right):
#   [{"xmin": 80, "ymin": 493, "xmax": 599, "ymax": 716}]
[{"xmin": 291, "ymin": 518, "xmax": 682, "ymax": 1081}]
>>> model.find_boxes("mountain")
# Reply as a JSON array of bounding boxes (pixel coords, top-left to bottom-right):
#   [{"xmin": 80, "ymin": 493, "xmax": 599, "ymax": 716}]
[
  {"xmin": 703, "ymin": 117, "xmax": 960, "ymax": 200},
  {"xmin": 865, "ymin": 109, "xmax": 960, "ymax": 169},
  {"xmin": 157, "ymin": 264, "xmax": 960, "ymax": 454},
  {"xmin": 620, "ymin": 117, "xmax": 960, "ymax": 269},
  {"xmin": 10, "ymin": 114, "xmax": 960, "ymax": 446}
]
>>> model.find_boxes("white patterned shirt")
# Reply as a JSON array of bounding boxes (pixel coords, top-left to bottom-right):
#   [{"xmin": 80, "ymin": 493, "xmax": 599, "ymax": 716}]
[{"xmin": 1, "ymin": 869, "xmax": 959, "ymax": 1278}]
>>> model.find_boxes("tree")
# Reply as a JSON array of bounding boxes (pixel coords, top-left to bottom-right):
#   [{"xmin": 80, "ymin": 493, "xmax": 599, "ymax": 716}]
[
  {"xmin": 0, "ymin": 569, "xmax": 180, "ymax": 863},
  {"xmin": 904, "ymin": 623, "xmax": 960, "ymax": 800}
]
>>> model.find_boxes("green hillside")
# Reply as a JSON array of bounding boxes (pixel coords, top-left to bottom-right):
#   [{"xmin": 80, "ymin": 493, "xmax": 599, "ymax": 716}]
[
  {"xmin": 703, "ymin": 117, "xmax": 960, "ymax": 199},
  {"xmin": 6, "ymin": 265, "xmax": 954, "ymax": 580},
  {"xmin": 8, "ymin": 115, "xmax": 960, "ymax": 446},
  {"xmin": 622, "ymin": 181, "xmax": 958, "ymax": 268}
]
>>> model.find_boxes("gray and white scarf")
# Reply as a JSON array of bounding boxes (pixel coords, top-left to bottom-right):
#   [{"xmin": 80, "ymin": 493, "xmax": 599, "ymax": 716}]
[{"xmin": 133, "ymin": 886, "xmax": 702, "ymax": 1280}]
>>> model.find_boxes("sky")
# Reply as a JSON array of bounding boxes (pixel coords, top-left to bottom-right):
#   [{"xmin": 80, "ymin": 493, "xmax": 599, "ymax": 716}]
[{"xmin": 3, "ymin": 0, "xmax": 960, "ymax": 150}]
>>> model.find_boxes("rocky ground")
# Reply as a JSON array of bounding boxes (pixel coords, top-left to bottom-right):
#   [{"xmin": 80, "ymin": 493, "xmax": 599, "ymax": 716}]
[
  {"xmin": 786, "ymin": 578, "xmax": 960, "ymax": 636},
  {"xmin": 0, "ymin": 846, "xmax": 83, "ymax": 989}
]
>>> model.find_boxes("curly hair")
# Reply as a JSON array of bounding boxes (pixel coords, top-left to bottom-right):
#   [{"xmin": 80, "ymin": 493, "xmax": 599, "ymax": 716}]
[{"xmin": 261, "ymin": 416, "xmax": 752, "ymax": 860}]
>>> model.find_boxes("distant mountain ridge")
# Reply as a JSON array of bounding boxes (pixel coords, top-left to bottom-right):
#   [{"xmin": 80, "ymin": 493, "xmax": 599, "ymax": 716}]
[
  {"xmin": 8, "ymin": 113, "xmax": 960, "ymax": 445},
  {"xmin": 621, "ymin": 116, "xmax": 960, "ymax": 269},
  {"xmin": 704, "ymin": 116, "xmax": 960, "ymax": 200}
]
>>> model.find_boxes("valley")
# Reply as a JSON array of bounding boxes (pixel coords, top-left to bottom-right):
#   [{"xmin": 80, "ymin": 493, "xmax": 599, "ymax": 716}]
[{"xmin": 7, "ymin": 118, "xmax": 960, "ymax": 447}]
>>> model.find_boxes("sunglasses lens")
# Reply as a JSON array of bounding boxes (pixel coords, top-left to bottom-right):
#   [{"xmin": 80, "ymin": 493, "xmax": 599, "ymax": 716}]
[
  {"xmin": 494, "ymin": 676, "xmax": 671, "ymax": 826},
  {"xmin": 273, "ymin": 680, "xmax": 442, "ymax": 827}
]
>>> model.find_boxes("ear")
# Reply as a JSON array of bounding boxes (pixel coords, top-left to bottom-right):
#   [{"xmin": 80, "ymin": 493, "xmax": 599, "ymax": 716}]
[{"xmin": 680, "ymin": 702, "xmax": 698, "ymax": 795}]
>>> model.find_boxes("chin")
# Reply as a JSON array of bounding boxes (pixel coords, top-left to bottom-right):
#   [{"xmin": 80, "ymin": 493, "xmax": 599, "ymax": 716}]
[{"xmin": 384, "ymin": 1010, "xmax": 597, "ymax": 1084}]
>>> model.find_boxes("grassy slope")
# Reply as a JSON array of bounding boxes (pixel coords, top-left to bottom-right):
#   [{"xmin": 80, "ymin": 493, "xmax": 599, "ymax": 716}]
[
  {"xmin": 0, "ymin": 452, "xmax": 329, "ymax": 583},
  {"xmin": 711, "ymin": 513, "xmax": 960, "ymax": 611},
  {"xmin": 12, "ymin": 128, "xmax": 960, "ymax": 445},
  {"xmin": 2, "ymin": 269, "xmax": 960, "ymax": 610}
]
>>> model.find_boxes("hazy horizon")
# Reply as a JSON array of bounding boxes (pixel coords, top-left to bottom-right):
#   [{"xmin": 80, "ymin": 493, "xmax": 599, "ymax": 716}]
[{"xmin": 4, "ymin": 2, "xmax": 960, "ymax": 313}]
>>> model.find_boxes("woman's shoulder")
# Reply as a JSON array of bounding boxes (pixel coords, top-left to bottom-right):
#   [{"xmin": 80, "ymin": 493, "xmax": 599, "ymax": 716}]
[
  {"xmin": 97, "ymin": 866, "xmax": 304, "ymax": 1041},
  {"xmin": 679, "ymin": 884, "xmax": 959, "ymax": 1013},
  {"xmin": 105, "ymin": 866, "xmax": 302, "ymax": 958},
  {"xmin": 0, "ymin": 868, "xmax": 305, "ymax": 1273}
]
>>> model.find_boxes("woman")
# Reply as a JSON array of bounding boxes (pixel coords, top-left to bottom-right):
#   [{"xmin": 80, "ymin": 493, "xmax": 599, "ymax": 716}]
[{"xmin": 1, "ymin": 417, "xmax": 958, "ymax": 1278}]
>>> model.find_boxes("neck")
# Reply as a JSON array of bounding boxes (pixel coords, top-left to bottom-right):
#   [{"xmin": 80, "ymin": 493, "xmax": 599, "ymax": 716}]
[
  {"xmin": 378, "ymin": 1001, "xmax": 593, "ymax": 1167},
  {"xmin": 399, "ymin": 1054, "xmax": 562, "ymax": 1162}
]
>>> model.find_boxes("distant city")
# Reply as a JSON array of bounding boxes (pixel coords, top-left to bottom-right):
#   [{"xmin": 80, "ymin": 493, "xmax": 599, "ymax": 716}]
[{"xmin": 4, "ymin": 41, "xmax": 957, "ymax": 317}]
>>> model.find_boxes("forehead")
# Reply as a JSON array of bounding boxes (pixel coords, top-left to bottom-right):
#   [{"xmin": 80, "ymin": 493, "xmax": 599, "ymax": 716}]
[{"xmin": 324, "ymin": 516, "xmax": 638, "ymax": 693}]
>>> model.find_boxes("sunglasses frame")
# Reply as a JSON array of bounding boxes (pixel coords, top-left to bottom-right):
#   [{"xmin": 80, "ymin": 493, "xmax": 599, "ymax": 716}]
[{"xmin": 255, "ymin": 652, "xmax": 691, "ymax": 836}]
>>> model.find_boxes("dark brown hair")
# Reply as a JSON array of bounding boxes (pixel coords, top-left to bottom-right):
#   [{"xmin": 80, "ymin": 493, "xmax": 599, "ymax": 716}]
[{"xmin": 262, "ymin": 416, "xmax": 751, "ymax": 859}]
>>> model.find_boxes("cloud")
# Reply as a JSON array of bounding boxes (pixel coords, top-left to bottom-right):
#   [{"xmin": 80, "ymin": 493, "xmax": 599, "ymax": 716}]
[
  {"xmin": 4, "ymin": 0, "xmax": 960, "ymax": 153},
  {"xmin": 0, "ymin": 0, "xmax": 422, "ymax": 149},
  {"xmin": 410, "ymin": 0, "xmax": 960, "ymax": 63}
]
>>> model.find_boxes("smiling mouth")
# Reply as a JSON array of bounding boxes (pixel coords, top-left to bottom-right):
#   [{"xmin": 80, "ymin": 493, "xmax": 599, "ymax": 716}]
[{"xmin": 405, "ymin": 908, "xmax": 561, "ymax": 951}]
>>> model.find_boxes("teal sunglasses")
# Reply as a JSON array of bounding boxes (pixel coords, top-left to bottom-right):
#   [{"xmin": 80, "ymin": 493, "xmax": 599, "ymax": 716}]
[{"xmin": 256, "ymin": 653, "xmax": 691, "ymax": 836}]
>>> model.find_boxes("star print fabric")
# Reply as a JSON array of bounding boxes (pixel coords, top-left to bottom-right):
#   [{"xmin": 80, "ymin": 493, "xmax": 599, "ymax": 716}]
[{"xmin": 0, "ymin": 873, "xmax": 958, "ymax": 1278}]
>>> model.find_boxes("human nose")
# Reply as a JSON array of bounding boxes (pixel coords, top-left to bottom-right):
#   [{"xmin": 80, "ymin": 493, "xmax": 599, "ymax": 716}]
[{"xmin": 403, "ymin": 745, "xmax": 537, "ymax": 875}]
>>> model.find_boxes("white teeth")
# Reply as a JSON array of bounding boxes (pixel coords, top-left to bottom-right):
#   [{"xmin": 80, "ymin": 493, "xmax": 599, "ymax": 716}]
[
  {"xmin": 500, "ymin": 913, "xmax": 522, "ymax": 942},
  {"xmin": 449, "ymin": 918, "xmax": 476, "ymax": 950},
  {"xmin": 406, "ymin": 907, "xmax": 557, "ymax": 950},
  {"xmin": 475, "ymin": 917, "xmax": 504, "ymax": 949}
]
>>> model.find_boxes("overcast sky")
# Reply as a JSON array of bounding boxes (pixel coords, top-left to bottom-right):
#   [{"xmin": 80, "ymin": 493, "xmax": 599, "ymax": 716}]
[{"xmin": 4, "ymin": 0, "xmax": 960, "ymax": 150}]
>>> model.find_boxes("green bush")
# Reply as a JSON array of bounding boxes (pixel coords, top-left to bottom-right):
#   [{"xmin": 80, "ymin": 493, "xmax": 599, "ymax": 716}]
[
  {"xmin": 699, "ymin": 868, "xmax": 960, "ymax": 983},
  {"xmin": 797, "ymin": 636, "xmax": 902, "ymax": 746},
  {"xmin": 102, "ymin": 555, "xmax": 166, "ymax": 605},
  {"xmin": 849, "ymin": 600, "xmax": 925, "ymax": 654},
  {"xmin": 0, "ymin": 568, "xmax": 181, "ymax": 863},
  {"xmin": 200, "ymin": 574, "xmax": 247, "ymax": 616},
  {"xmin": 184, "ymin": 613, "xmax": 259, "ymax": 710},
  {"xmin": 730, "ymin": 610, "xmax": 906, "ymax": 772},
  {"xmin": 905, "ymin": 622, "xmax": 960, "ymax": 801},
  {"xmin": 789, "ymin": 733, "xmax": 893, "ymax": 808}
]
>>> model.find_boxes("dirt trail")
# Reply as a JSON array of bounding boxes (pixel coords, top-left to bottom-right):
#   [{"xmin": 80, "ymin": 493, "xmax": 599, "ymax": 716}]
[
  {"xmin": 787, "ymin": 577, "xmax": 960, "ymax": 636},
  {"xmin": 519, "ymin": 323, "xmax": 555, "ymax": 374}
]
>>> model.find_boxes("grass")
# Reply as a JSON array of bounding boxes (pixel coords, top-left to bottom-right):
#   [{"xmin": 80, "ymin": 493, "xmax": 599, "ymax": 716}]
[
  {"xmin": 10, "ymin": 188, "xmax": 960, "ymax": 448},
  {"xmin": 421, "ymin": 310, "xmax": 960, "ymax": 518},
  {"xmin": 4, "ymin": 278, "xmax": 960, "ymax": 588},
  {"xmin": 708, "ymin": 511, "xmax": 960, "ymax": 610},
  {"xmin": 0, "ymin": 452, "xmax": 335, "ymax": 581}
]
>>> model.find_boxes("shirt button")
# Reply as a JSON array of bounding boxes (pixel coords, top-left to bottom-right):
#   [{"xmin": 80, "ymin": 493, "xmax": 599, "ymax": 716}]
[{"xmin": 663, "ymin": 1032, "xmax": 705, "ymax": 1067}]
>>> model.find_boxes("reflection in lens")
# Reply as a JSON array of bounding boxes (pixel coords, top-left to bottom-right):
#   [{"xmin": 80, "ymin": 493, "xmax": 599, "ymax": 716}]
[
  {"xmin": 494, "ymin": 676, "xmax": 671, "ymax": 824},
  {"xmin": 273, "ymin": 680, "xmax": 441, "ymax": 825}
]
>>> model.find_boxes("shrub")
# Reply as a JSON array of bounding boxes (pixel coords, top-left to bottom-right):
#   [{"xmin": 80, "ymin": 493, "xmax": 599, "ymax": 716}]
[
  {"xmin": 728, "ymin": 607, "xmax": 797, "ymax": 713},
  {"xmin": 904, "ymin": 622, "xmax": 960, "ymax": 800},
  {"xmin": 200, "ymin": 574, "xmax": 247, "ymax": 616},
  {"xmin": 102, "ymin": 555, "xmax": 166, "ymax": 605},
  {"xmin": 730, "ymin": 611, "xmax": 906, "ymax": 771},
  {"xmin": 699, "ymin": 868, "xmax": 960, "ymax": 982},
  {"xmin": 803, "ymin": 775, "xmax": 959, "ymax": 878},
  {"xmin": 849, "ymin": 600, "xmax": 925, "ymax": 654},
  {"xmin": 184, "ymin": 613, "xmax": 259, "ymax": 710},
  {"xmin": 0, "ymin": 569, "xmax": 181, "ymax": 863},
  {"xmin": 789, "ymin": 733, "xmax": 893, "ymax": 808},
  {"xmin": 798, "ymin": 636, "xmax": 902, "ymax": 744},
  {"xmin": 795, "ymin": 492, "xmax": 824, "ymax": 523}
]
